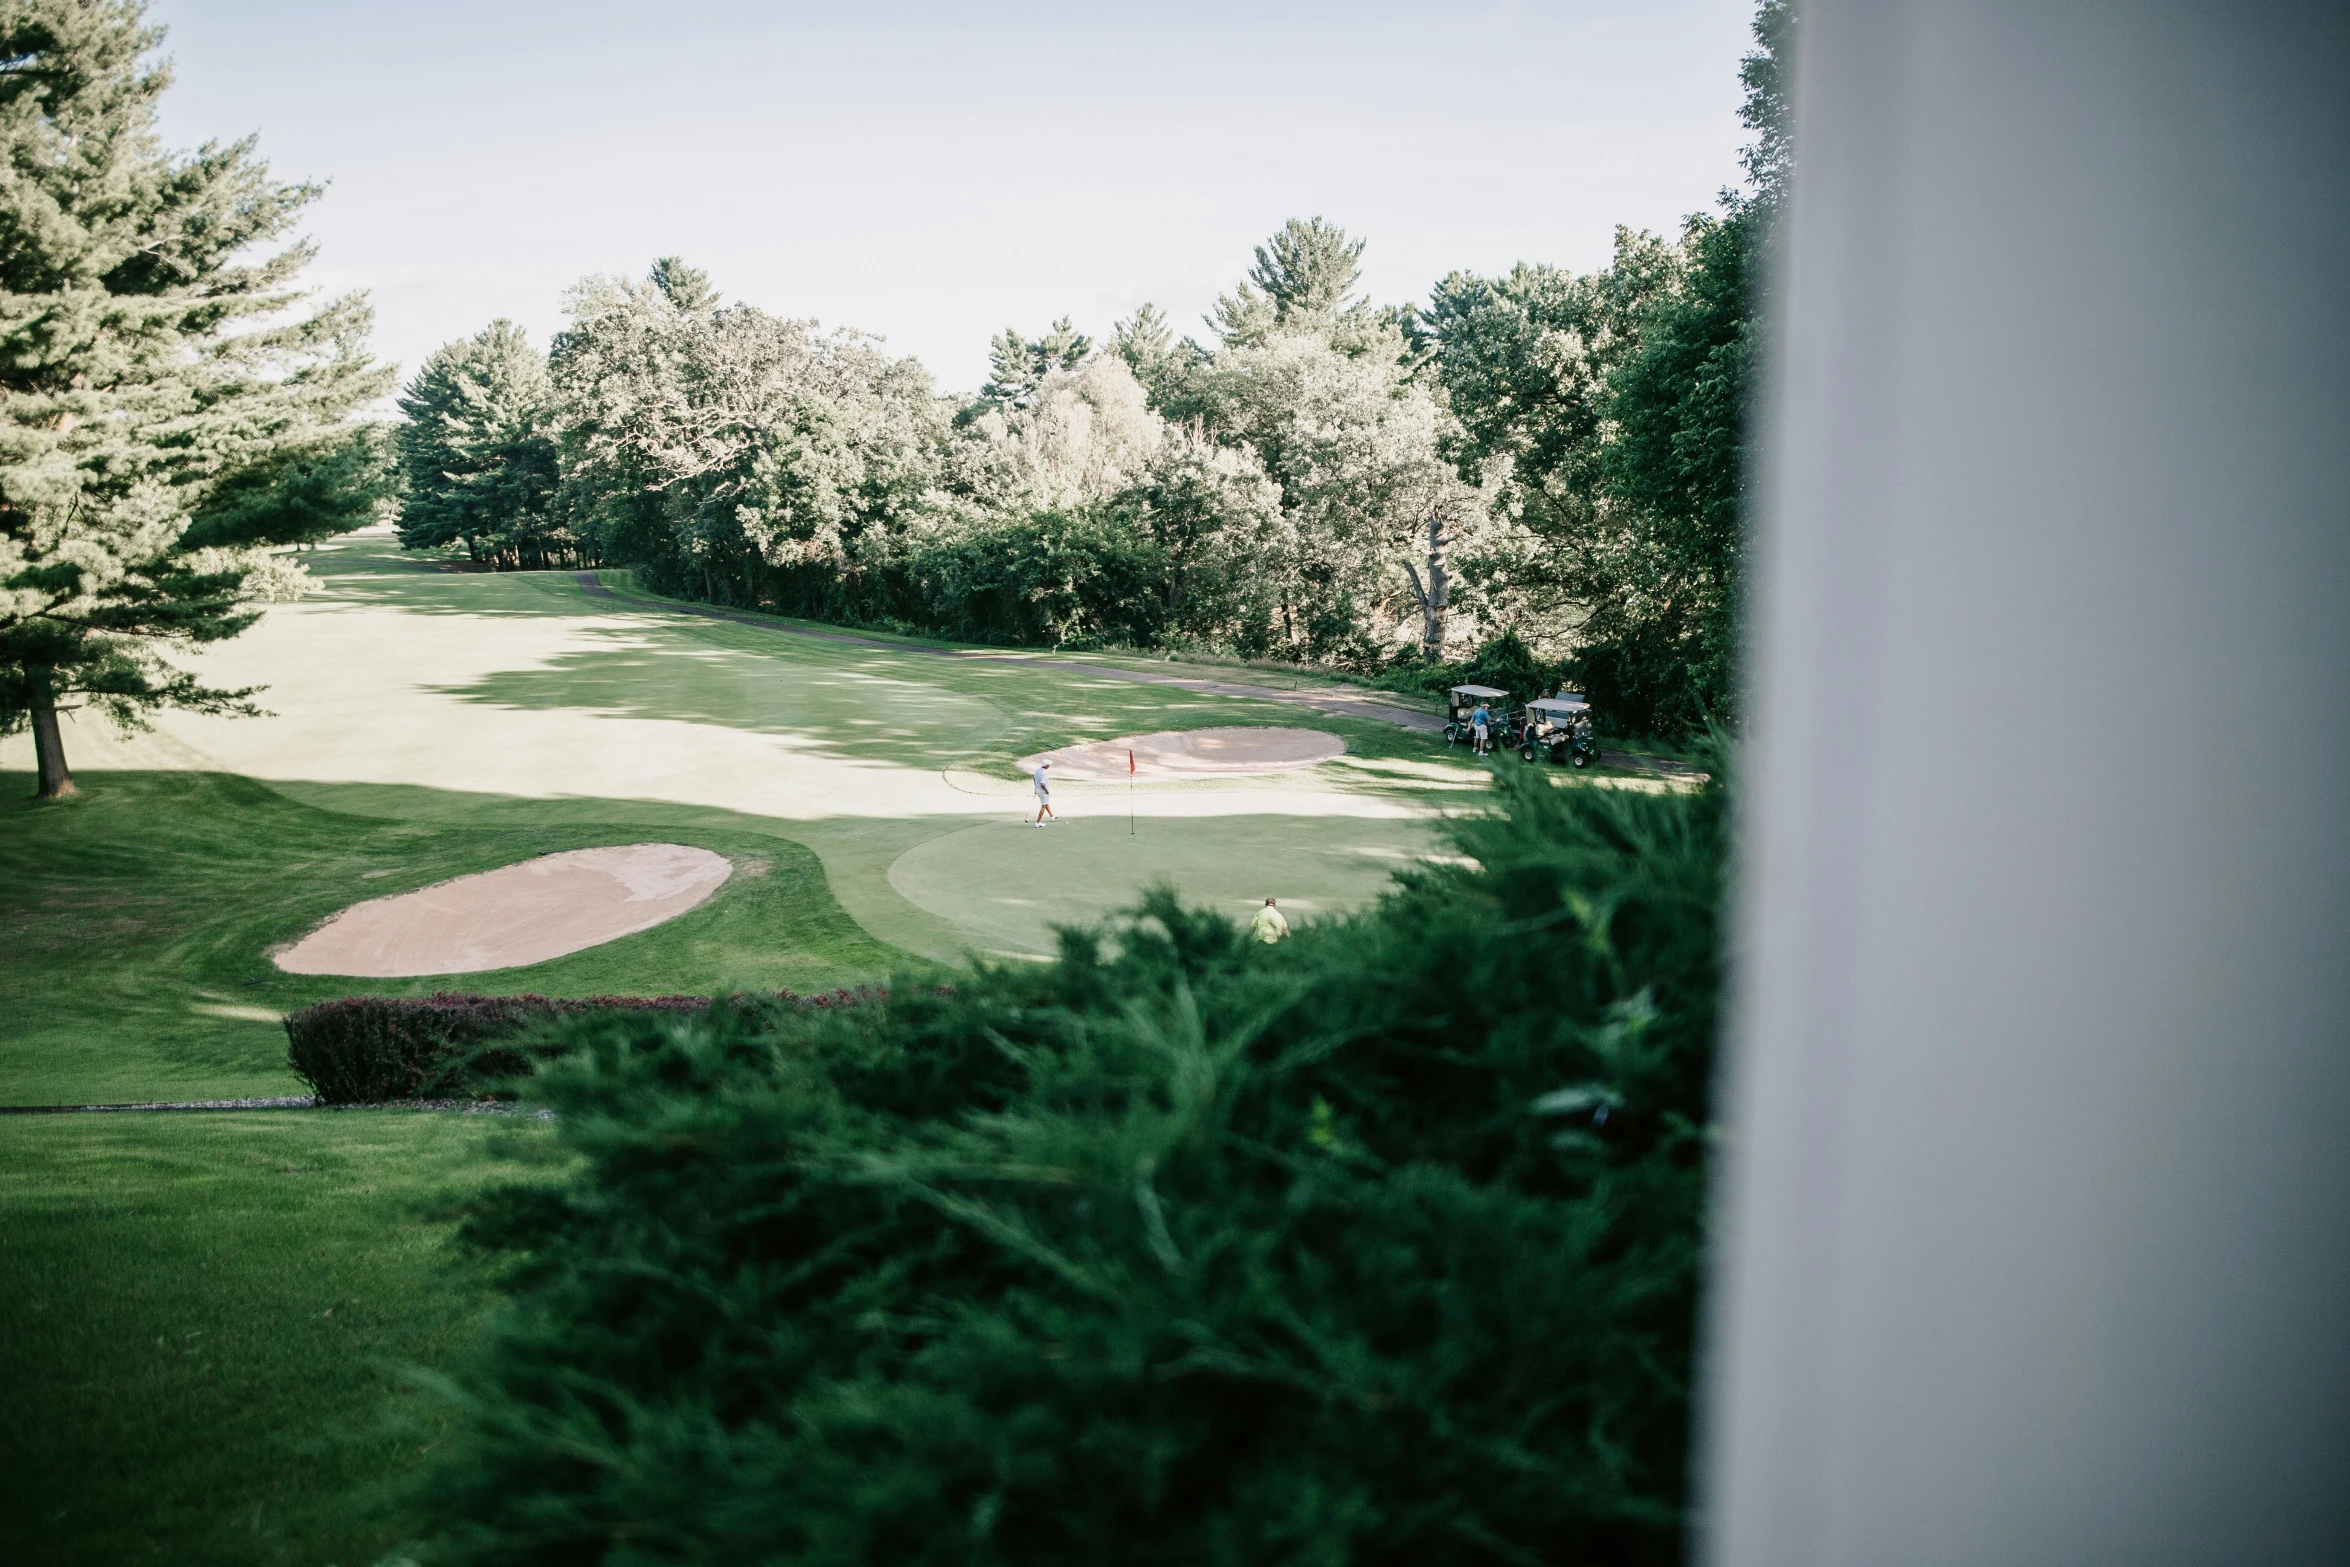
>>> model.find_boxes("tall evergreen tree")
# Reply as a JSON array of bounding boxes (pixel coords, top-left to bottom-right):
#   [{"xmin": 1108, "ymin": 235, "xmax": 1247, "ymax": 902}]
[
  {"xmin": 1208, "ymin": 216, "xmax": 1410, "ymax": 358},
  {"xmin": 647, "ymin": 255, "xmax": 720, "ymax": 313},
  {"xmin": 1111, "ymin": 301, "xmax": 1186, "ymax": 405},
  {"xmin": 1247, "ymin": 214, "xmax": 1366, "ymax": 318},
  {"xmin": 395, "ymin": 320, "xmax": 562, "ymax": 567},
  {"xmin": 0, "ymin": 0, "xmax": 390, "ymax": 797},
  {"xmin": 978, "ymin": 316, "xmax": 1091, "ymax": 411},
  {"xmin": 177, "ymin": 425, "xmax": 395, "ymax": 553}
]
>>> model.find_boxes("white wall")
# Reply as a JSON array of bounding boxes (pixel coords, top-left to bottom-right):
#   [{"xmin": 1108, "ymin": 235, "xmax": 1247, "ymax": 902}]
[{"xmin": 1706, "ymin": 4, "xmax": 2350, "ymax": 1562}]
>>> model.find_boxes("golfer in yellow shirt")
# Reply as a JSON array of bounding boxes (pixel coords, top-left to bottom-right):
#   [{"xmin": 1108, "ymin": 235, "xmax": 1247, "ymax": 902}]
[{"xmin": 1250, "ymin": 897, "xmax": 1290, "ymax": 944}]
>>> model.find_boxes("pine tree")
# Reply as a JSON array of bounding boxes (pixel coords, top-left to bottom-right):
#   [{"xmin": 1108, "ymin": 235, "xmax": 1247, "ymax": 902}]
[
  {"xmin": 647, "ymin": 255, "xmax": 719, "ymax": 313},
  {"xmin": 1210, "ymin": 217, "xmax": 1401, "ymax": 359},
  {"xmin": 1211, "ymin": 215, "xmax": 1367, "ymax": 343},
  {"xmin": 395, "ymin": 320, "xmax": 561, "ymax": 567},
  {"xmin": 1033, "ymin": 314, "xmax": 1089, "ymax": 372},
  {"xmin": 1112, "ymin": 302, "xmax": 1187, "ymax": 404},
  {"xmin": 1112, "ymin": 302, "xmax": 1171, "ymax": 368},
  {"xmin": 0, "ymin": 0, "xmax": 391, "ymax": 798},
  {"xmin": 1248, "ymin": 214, "xmax": 1365, "ymax": 318},
  {"xmin": 178, "ymin": 424, "xmax": 395, "ymax": 553},
  {"xmin": 978, "ymin": 316, "xmax": 1091, "ymax": 410}
]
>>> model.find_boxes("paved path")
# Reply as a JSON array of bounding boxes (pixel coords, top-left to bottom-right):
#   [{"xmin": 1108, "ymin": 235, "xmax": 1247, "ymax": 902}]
[{"xmin": 574, "ymin": 572, "xmax": 1447, "ymax": 732}]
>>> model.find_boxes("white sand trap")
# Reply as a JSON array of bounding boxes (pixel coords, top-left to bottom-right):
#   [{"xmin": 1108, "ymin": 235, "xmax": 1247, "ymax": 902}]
[
  {"xmin": 275, "ymin": 844, "xmax": 732, "ymax": 977},
  {"xmin": 1020, "ymin": 725, "xmax": 1345, "ymax": 781}
]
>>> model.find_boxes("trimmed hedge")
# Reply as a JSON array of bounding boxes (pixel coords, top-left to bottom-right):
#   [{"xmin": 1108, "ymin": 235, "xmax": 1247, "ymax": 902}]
[{"xmin": 284, "ymin": 990, "xmax": 860, "ymax": 1104}]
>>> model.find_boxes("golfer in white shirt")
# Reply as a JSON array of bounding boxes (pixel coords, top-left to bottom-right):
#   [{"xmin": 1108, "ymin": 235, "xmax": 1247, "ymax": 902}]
[{"xmin": 1032, "ymin": 760, "xmax": 1056, "ymax": 825}]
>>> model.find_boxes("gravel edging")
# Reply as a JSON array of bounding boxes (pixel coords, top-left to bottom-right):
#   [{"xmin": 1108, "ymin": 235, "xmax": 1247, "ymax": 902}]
[{"xmin": 0, "ymin": 1096, "xmax": 551, "ymax": 1118}]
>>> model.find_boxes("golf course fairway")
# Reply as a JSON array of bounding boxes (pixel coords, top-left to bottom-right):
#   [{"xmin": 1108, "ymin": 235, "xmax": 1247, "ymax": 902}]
[
  {"xmin": 3, "ymin": 529, "xmax": 1482, "ymax": 976},
  {"xmin": 0, "ymin": 532, "xmax": 1505, "ymax": 1565}
]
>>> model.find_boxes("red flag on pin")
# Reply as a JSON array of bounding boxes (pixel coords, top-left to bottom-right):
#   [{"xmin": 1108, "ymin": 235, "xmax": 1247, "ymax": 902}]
[{"xmin": 1129, "ymin": 750, "xmax": 1135, "ymax": 774}]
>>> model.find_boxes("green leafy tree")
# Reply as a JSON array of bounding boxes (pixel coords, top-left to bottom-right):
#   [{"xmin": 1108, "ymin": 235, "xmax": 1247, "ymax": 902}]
[
  {"xmin": 1737, "ymin": 0, "xmax": 1795, "ymax": 207},
  {"xmin": 1590, "ymin": 216, "xmax": 1754, "ymax": 732},
  {"xmin": 1580, "ymin": 0, "xmax": 1792, "ymax": 732},
  {"xmin": 0, "ymin": 0, "xmax": 391, "ymax": 798},
  {"xmin": 1419, "ymin": 0, "xmax": 1794, "ymax": 733},
  {"xmin": 952, "ymin": 356, "xmax": 1163, "ymax": 515},
  {"xmin": 394, "ymin": 319, "xmax": 565, "ymax": 567},
  {"xmin": 549, "ymin": 260, "xmax": 947, "ymax": 606},
  {"xmin": 1109, "ymin": 423, "xmax": 1287, "ymax": 648},
  {"xmin": 1422, "ymin": 230, "xmax": 1681, "ymax": 586},
  {"xmin": 1159, "ymin": 219, "xmax": 1482, "ymax": 661},
  {"xmin": 1192, "ymin": 328, "xmax": 1481, "ymax": 661}
]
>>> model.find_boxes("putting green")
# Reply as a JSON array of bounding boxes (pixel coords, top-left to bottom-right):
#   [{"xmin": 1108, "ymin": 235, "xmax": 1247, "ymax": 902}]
[{"xmin": 889, "ymin": 813, "xmax": 1439, "ymax": 956}]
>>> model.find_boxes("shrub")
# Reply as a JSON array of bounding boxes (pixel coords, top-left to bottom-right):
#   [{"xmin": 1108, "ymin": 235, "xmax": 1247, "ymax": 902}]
[
  {"xmin": 1372, "ymin": 629, "xmax": 1569, "ymax": 707},
  {"xmin": 283, "ymin": 991, "xmax": 858, "ymax": 1104},
  {"xmin": 1568, "ymin": 619, "xmax": 1712, "ymax": 740},
  {"xmin": 424, "ymin": 762, "xmax": 1725, "ymax": 1565}
]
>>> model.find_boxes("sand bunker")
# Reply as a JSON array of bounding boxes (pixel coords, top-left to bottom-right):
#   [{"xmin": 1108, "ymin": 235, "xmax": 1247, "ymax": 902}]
[
  {"xmin": 1020, "ymin": 725, "xmax": 1345, "ymax": 781},
  {"xmin": 275, "ymin": 844, "xmax": 732, "ymax": 977}
]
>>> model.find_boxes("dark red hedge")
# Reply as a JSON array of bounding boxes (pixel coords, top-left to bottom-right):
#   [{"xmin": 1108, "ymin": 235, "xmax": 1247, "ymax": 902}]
[{"xmin": 284, "ymin": 990, "xmax": 863, "ymax": 1104}]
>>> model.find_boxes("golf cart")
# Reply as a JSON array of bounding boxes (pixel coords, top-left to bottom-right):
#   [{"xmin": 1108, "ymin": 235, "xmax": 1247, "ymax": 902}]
[
  {"xmin": 1443, "ymin": 685, "xmax": 1511, "ymax": 749},
  {"xmin": 1519, "ymin": 693, "xmax": 1598, "ymax": 769}
]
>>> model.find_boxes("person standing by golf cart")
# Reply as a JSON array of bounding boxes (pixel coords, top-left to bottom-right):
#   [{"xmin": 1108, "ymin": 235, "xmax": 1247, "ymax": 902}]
[
  {"xmin": 1471, "ymin": 700, "xmax": 1493, "ymax": 756},
  {"xmin": 1251, "ymin": 897, "xmax": 1289, "ymax": 944},
  {"xmin": 1032, "ymin": 759, "xmax": 1056, "ymax": 826}
]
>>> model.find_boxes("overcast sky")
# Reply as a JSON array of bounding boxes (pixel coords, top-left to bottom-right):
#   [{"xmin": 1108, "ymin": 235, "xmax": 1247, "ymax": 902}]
[{"xmin": 147, "ymin": 0, "xmax": 1758, "ymax": 394}]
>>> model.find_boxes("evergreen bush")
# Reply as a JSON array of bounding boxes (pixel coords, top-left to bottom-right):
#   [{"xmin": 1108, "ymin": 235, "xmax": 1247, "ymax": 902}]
[{"xmin": 424, "ymin": 763, "xmax": 1724, "ymax": 1565}]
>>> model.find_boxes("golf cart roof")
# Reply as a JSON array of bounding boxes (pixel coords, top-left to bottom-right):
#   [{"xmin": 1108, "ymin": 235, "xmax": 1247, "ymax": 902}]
[
  {"xmin": 1450, "ymin": 685, "xmax": 1509, "ymax": 698},
  {"xmin": 1526, "ymin": 694, "xmax": 1589, "ymax": 715}
]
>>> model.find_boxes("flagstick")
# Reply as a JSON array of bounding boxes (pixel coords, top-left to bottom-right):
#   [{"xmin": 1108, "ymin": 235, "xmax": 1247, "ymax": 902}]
[{"xmin": 1129, "ymin": 749, "xmax": 1136, "ymax": 836}]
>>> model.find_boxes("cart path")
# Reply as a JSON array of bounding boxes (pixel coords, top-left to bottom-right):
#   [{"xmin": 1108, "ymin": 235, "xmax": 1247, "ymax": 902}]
[{"xmin": 573, "ymin": 571, "xmax": 1449, "ymax": 732}]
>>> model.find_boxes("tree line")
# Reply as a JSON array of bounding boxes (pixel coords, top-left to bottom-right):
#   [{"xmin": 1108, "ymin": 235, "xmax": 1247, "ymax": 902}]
[
  {"xmin": 0, "ymin": 0, "xmax": 1786, "ymax": 799},
  {"xmin": 399, "ymin": 0, "xmax": 1788, "ymax": 738}
]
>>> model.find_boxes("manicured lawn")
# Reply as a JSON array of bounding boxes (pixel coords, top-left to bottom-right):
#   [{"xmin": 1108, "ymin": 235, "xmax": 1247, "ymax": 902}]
[
  {"xmin": 0, "ymin": 534, "xmax": 1500, "ymax": 1565},
  {"xmin": 0, "ymin": 1110, "xmax": 548, "ymax": 1567},
  {"xmin": 0, "ymin": 760, "xmax": 891, "ymax": 1563},
  {"xmin": 0, "ymin": 769, "xmax": 900, "ymax": 1107},
  {"xmin": 1, "ymin": 533, "xmax": 1476, "ymax": 962}
]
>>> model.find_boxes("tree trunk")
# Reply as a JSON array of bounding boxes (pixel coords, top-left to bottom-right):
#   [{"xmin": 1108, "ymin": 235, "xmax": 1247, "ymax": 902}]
[
  {"xmin": 1417, "ymin": 508, "xmax": 1453, "ymax": 659},
  {"xmin": 28, "ymin": 675, "xmax": 76, "ymax": 798}
]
